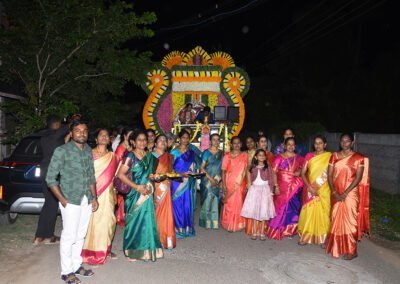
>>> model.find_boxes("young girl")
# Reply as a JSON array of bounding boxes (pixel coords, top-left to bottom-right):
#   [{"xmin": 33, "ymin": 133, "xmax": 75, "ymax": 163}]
[{"xmin": 241, "ymin": 149, "xmax": 276, "ymax": 240}]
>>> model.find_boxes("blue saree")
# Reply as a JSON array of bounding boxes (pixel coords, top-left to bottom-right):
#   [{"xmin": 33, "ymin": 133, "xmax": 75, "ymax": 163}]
[{"xmin": 170, "ymin": 148, "xmax": 196, "ymax": 238}]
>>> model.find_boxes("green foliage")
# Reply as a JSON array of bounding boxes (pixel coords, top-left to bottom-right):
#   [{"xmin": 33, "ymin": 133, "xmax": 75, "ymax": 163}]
[
  {"xmin": 0, "ymin": 0, "xmax": 156, "ymax": 141},
  {"xmin": 370, "ymin": 188, "xmax": 400, "ymax": 241},
  {"xmin": 2, "ymin": 98, "xmax": 79, "ymax": 143}
]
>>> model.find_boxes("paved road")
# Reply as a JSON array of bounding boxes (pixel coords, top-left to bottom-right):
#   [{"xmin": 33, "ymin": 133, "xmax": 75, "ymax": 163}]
[{"xmin": 2, "ymin": 214, "xmax": 400, "ymax": 284}]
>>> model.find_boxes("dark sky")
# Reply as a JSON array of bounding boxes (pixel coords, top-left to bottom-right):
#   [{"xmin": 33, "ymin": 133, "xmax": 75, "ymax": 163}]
[{"xmin": 129, "ymin": 0, "xmax": 399, "ymax": 133}]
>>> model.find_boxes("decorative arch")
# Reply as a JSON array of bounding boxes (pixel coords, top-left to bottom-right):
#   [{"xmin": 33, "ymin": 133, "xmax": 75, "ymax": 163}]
[{"xmin": 141, "ymin": 46, "xmax": 250, "ymax": 138}]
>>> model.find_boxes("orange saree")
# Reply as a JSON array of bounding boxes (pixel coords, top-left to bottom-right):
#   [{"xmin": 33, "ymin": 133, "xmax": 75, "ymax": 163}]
[
  {"xmin": 326, "ymin": 152, "xmax": 370, "ymax": 258},
  {"xmin": 153, "ymin": 152, "xmax": 176, "ymax": 249},
  {"xmin": 221, "ymin": 152, "xmax": 248, "ymax": 232}
]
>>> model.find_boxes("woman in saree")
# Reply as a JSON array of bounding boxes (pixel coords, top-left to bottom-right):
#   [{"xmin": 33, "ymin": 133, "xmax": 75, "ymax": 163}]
[
  {"xmin": 245, "ymin": 136, "xmax": 257, "ymax": 166},
  {"xmin": 221, "ymin": 136, "xmax": 248, "ymax": 232},
  {"xmin": 82, "ymin": 129, "xmax": 118, "ymax": 265},
  {"xmin": 326, "ymin": 133, "xmax": 370, "ymax": 260},
  {"xmin": 152, "ymin": 134, "xmax": 176, "ymax": 249},
  {"xmin": 114, "ymin": 127, "xmax": 133, "ymax": 227},
  {"xmin": 298, "ymin": 135, "xmax": 332, "ymax": 246},
  {"xmin": 245, "ymin": 135, "xmax": 275, "ymax": 236},
  {"xmin": 170, "ymin": 130, "xmax": 197, "ymax": 238},
  {"xmin": 273, "ymin": 128, "xmax": 295, "ymax": 155},
  {"xmin": 266, "ymin": 137, "xmax": 304, "ymax": 240},
  {"xmin": 116, "ymin": 130, "xmax": 163, "ymax": 262},
  {"xmin": 257, "ymin": 135, "xmax": 275, "ymax": 166},
  {"xmin": 199, "ymin": 133, "xmax": 223, "ymax": 229},
  {"xmin": 114, "ymin": 127, "xmax": 133, "ymax": 161}
]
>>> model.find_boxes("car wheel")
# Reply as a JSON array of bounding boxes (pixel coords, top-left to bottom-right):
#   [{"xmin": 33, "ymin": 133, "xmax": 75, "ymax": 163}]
[
  {"xmin": 0, "ymin": 211, "xmax": 18, "ymax": 225},
  {"xmin": 8, "ymin": 212, "xmax": 18, "ymax": 224}
]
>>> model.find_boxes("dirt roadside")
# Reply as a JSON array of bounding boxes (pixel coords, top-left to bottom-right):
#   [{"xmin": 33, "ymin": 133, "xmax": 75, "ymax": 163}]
[{"xmin": 1, "ymin": 214, "xmax": 400, "ymax": 284}]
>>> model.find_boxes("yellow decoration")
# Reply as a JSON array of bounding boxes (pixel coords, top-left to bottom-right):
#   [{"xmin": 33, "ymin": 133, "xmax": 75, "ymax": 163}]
[
  {"xmin": 172, "ymin": 93, "xmax": 186, "ymax": 117},
  {"xmin": 162, "ymin": 51, "xmax": 186, "ymax": 69},
  {"xmin": 224, "ymin": 125, "xmax": 230, "ymax": 152},
  {"xmin": 191, "ymin": 122, "xmax": 202, "ymax": 143},
  {"xmin": 210, "ymin": 51, "xmax": 235, "ymax": 70},
  {"xmin": 182, "ymin": 46, "xmax": 211, "ymax": 65},
  {"xmin": 218, "ymin": 124, "xmax": 224, "ymax": 135},
  {"xmin": 142, "ymin": 46, "xmax": 250, "ymax": 138},
  {"xmin": 208, "ymin": 93, "xmax": 219, "ymax": 112}
]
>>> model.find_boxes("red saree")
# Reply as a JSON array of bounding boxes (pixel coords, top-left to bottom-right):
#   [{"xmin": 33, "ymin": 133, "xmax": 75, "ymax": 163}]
[
  {"xmin": 115, "ymin": 145, "xmax": 127, "ymax": 227},
  {"xmin": 326, "ymin": 152, "xmax": 370, "ymax": 258}
]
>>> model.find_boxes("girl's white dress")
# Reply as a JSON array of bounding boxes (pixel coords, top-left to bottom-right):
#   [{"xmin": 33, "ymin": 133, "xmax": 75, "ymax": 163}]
[{"xmin": 241, "ymin": 167, "xmax": 276, "ymax": 221}]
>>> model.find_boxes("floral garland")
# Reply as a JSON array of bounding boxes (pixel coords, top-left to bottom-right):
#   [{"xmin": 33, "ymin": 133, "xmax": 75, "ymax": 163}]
[{"xmin": 141, "ymin": 46, "xmax": 250, "ymax": 137}]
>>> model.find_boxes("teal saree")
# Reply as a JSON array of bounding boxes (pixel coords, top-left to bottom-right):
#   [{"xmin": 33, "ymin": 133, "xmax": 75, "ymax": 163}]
[
  {"xmin": 123, "ymin": 152, "xmax": 163, "ymax": 261},
  {"xmin": 199, "ymin": 149, "xmax": 223, "ymax": 229}
]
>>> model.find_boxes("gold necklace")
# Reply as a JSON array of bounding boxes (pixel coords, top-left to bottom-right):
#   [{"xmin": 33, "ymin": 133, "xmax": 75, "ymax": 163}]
[
  {"xmin": 135, "ymin": 150, "xmax": 148, "ymax": 170},
  {"xmin": 340, "ymin": 150, "xmax": 353, "ymax": 158},
  {"xmin": 231, "ymin": 151, "xmax": 240, "ymax": 158},
  {"xmin": 285, "ymin": 154, "xmax": 296, "ymax": 171},
  {"xmin": 95, "ymin": 147, "xmax": 108, "ymax": 157}
]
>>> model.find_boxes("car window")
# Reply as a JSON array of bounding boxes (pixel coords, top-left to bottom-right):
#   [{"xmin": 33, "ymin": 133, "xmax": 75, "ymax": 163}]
[{"xmin": 13, "ymin": 137, "xmax": 43, "ymax": 156}]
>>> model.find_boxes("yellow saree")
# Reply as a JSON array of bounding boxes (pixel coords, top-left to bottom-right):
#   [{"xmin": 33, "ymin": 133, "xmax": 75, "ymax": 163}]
[{"xmin": 298, "ymin": 152, "xmax": 332, "ymax": 244}]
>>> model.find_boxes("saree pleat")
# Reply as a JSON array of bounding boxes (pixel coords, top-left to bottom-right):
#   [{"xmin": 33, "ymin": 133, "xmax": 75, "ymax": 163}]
[
  {"xmin": 199, "ymin": 149, "xmax": 223, "ymax": 229},
  {"xmin": 153, "ymin": 152, "xmax": 176, "ymax": 249},
  {"xmin": 326, "ymin": 153, "xmax": 370, "ymax": 258},
  {"xmin": 221, "ymin": 152, "xmax": 248, "ymax": 232},
  {"xmin": 298, "ymin": 152, "xmax": 332, "ymax": 245},
  {"xmin": 266, "ymin": 154, "xmax": 304, "ymax": 240},
  {"xmin": 123, "ymin": 152, "xmax": 163, "ymax": 261},
  {"xmin": 82, "ymin": 152, "xmax": 118, "ymax": 265},
  {"xmin": 170, "ymin": 148, "xmax": 196, "ymax": 238}
]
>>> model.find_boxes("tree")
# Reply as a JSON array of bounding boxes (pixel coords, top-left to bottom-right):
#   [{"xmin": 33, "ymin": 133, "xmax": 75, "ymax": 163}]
[{"xmin": 0, "ymin": 0, "xmax": 156, "ymax": 139}]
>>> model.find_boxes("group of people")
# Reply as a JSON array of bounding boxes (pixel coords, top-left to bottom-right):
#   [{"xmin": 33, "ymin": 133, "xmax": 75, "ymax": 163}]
[{"xmin": 32, "ymin": 114, "xmax": 370, "ymax": 284}]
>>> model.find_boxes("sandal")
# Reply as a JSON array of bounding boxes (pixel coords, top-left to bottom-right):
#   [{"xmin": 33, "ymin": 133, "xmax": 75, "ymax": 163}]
[
  {"xmin": 343, "ymin": 253, "xmax": 358, "ymax": 261},
  {"xmin": 33, "ymin": 237, "xmax": 43, "ymax": 246},
  {"xmin": 260, "ymin": 235, "xmax": 267, "ymax": 241},
  {"xmin": 108, "ymin": 252, "xmax": 118, "ymax": 260},
  {"xmin": 298, "ymin": 241, "xmax": 307, "ymax": 246},
  {"xmin": 320, "ymin": 243, "xmax": 327, "ymax": 249},
  {"xmin": 61, "ymin": 273, "xmax": 81, "ymax": 284},
  {"xmin": 88, "ymin": 263, "xmax": 99, "ymax": 268},
  {"xmin": 74, "ymin": 266, "xmax": 94, "ymax": 278},
  {"xmin": 251, "ymin": 234, "xmax": 257, "ymax": 240},
  {"xmin": 43, "ymin": 236, "xmax": 60, "ymax": 245}
]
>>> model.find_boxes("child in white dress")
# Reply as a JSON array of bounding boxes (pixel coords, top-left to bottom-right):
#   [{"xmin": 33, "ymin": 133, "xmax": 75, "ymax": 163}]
[{"xmin": 241, "ymin": 149, "xmax": 276, "ymax": 240}]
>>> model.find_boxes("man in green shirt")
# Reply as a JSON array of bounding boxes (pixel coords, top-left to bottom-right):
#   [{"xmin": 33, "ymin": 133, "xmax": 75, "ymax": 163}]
[{"xmin": 46, "ymin": 119, "xmax": 99, "ymax": 284}]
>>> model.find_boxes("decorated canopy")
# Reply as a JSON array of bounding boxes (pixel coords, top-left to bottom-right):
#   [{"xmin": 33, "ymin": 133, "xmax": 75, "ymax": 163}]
[{"xmin": 142, "ymin": 46, "xmax": 250, "ymax": 138}]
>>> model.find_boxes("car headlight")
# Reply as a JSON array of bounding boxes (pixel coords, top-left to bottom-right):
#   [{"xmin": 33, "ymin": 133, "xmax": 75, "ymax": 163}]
[{"xmin": 34, "ymin": 167, "xmax": 41, "ymax": 178}]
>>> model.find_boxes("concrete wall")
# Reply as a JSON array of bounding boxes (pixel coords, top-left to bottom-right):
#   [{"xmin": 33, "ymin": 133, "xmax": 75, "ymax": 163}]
[{"xmin": 323, "ymin": 132, "xmax": 400, "ymax": 195}]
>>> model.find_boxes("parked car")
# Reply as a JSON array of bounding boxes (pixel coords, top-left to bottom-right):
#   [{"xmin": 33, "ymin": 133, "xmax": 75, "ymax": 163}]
[
  {"xmin": 0, "ymin": 129, "xmax": 97, "ymax": 225},
  {"xmin": 0, "ymin": 133, "xmax": 45, "ymax": 224}
]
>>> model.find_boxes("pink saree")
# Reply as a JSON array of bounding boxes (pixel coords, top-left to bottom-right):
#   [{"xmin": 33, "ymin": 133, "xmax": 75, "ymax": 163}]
[{"xmin": 266, "ymin": 154, "xmax": 304, "ymax": 240}]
